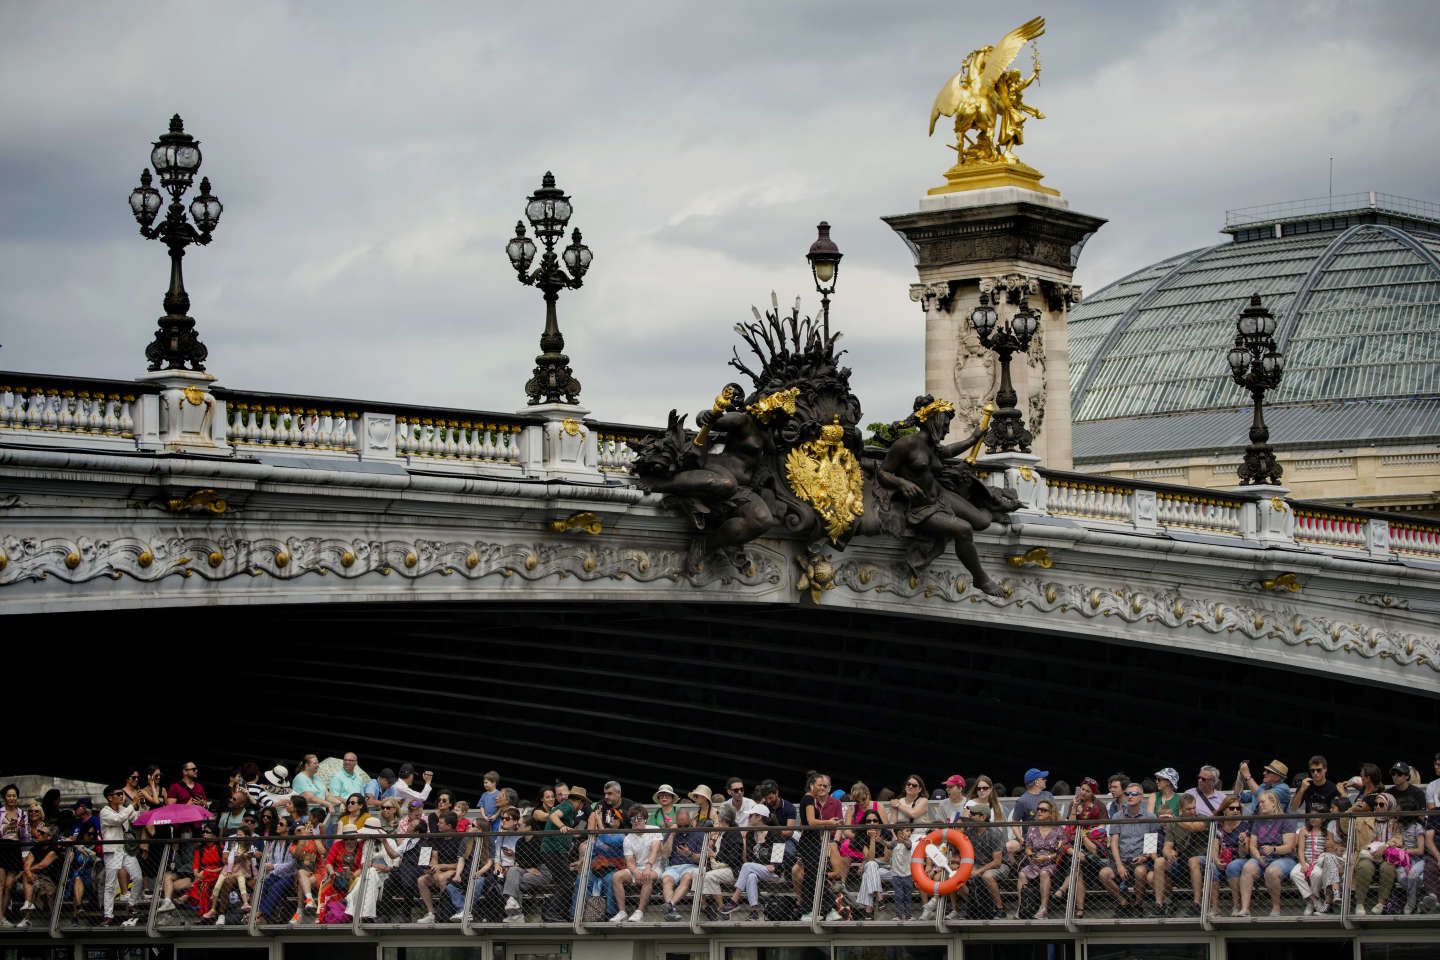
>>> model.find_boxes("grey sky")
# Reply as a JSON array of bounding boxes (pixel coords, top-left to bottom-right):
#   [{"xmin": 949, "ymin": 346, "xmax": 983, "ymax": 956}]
[{"xmin": 3, "ymin": 0, "xmax": 1438, "ymax": 427}]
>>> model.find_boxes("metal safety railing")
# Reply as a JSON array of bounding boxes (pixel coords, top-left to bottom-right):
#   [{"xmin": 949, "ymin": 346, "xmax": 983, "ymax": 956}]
[{"xmin": 10, "ymin": 808, "xmax": 1439, "ymax": 938}]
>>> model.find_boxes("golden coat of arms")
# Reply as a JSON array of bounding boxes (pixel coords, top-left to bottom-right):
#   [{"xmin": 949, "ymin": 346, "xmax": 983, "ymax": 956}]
[{"xmin": 784, "ymin": 416, "xmax": 864, "ymax": 543}]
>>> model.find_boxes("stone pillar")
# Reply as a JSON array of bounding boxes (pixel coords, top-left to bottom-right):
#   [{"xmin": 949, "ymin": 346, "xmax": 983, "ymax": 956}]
[
  {"xmin": 519, "ymin": 403, "xmax": 601, "ymax": 481},
  {"xmin": 883, "ymin": 187, "xmax": 1105, "ymax": 469},
  {"xmin": 133, "ymin": 369, "xmax": 231, "ymax": 455}
]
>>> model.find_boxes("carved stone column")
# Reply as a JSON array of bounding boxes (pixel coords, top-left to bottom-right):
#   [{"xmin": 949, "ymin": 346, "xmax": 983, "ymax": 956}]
[{"xmin": 884, "ymin": 188, "xmax": 1105, "ymax": 469}]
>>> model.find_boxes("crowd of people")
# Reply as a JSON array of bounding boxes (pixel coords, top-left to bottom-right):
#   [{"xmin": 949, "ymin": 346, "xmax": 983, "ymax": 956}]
[{"xmin": 2, "ymin": 752, "xmax": 1438, "ymax": 929}]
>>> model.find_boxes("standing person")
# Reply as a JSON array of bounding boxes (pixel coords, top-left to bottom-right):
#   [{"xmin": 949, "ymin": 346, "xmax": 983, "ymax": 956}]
[
  {"xmin": 0, "ymin": 784, "xmax": 30, "ymax": 927},
  {"xmin": 797, "ymin": 772, "xmax": 841, "ymax": 922},
  {"xmin": 167, "ymin": 762, "xmax": 208, "ymax": 808},
  {"xmin": 99, "ymin": 785, "xmax": 144, "ymax": 926},
  {"xmin": 1290, "ymin": 755, "xmax": 1341, "ymax": 813},
  {"xmin": 392, "ymin": 764, "xmax": 435, "ymax": 809},
  {"xmin": 477, "ymin": 771, "xmax": 502, "ymax": 834}
]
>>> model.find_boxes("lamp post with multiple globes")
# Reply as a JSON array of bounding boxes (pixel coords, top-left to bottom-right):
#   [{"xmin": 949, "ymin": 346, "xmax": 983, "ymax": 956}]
[
  {"xmin": 128, "ymin": 115, "xmax": 223, "ymax": 372},
  {"xmin": 507, "ymin": 172, "xmax": 593, "ymax": 406},
  {"xmin": 1226, "ymin": 293, "xmax": 1285, "ymax": 486},
  {"xmin": 969, "ymin": 290, "xmax": 1040, "ymax": 453}
]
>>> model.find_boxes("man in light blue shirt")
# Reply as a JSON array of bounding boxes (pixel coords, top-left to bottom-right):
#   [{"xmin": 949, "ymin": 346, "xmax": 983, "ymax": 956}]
[{"xmin": 329, "ymin": 752, "xmax": 367, "ymax": 803}]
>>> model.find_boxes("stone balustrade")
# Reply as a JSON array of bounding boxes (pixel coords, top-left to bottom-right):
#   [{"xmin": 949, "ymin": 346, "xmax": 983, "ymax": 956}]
[
  {"xmin": 1294, "ymin": 507, "xmax": 1370, "ymax": 551},
  {"xmin": 3, "ymin": 370, "xmax": 1438, "ymax": 564},
  {"xmin": 0, "ymin": 377, "xmax": 137, "ymax": 441},
  {"xmin": 1044, "ymin": 474, "xmax": 1134, "ymax": 523}
]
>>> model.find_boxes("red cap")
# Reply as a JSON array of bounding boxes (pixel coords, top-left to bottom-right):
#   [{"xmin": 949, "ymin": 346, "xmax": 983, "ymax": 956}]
[{"xmin": 944, "ymin": 775, "xmax": 967, "ymax": 789}]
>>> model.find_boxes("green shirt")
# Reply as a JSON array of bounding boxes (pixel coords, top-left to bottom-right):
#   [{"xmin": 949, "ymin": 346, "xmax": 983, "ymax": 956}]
[{"xmin": 542, "ymin": 799, "xmax": 579, "ymax": 855}]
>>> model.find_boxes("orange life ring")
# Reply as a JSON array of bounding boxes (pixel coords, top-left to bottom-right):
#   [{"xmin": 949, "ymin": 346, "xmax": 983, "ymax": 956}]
[{"xmin": 909, "ymin": 828, "xmax": 974, "ymax": 896}]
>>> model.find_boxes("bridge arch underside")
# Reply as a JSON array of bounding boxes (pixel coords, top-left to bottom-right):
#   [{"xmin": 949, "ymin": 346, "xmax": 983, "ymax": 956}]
[{"xmin": 16, "ymin": 600, "xmax": 1437, "ymax": 800}]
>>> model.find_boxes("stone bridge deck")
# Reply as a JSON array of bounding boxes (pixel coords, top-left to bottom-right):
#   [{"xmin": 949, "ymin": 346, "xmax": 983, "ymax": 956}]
[{"xmin": 2, "ymin": 370, "xmax": 1438, "ymax": 693}]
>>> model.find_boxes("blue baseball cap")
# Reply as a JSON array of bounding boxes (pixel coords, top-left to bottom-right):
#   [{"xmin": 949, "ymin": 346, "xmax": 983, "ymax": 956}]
[
  {"xmin": 831, "ymin": 789, "xmax": 845, "ymax": 799},
  {"xmin": 1023, "ymin": 768, "xmax": 1049, "ymax": 785}
]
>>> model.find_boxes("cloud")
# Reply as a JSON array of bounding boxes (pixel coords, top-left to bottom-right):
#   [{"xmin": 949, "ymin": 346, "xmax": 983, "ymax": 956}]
[{"xmin": 2, "ymin": 0, "xmax": 1437, "ymax": 430}]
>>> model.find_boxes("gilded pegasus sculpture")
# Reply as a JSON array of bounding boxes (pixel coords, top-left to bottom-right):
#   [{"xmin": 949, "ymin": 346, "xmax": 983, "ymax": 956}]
[{"xmin": 929, "ymin": 16, "xmax": 1046, "ymax": 166}]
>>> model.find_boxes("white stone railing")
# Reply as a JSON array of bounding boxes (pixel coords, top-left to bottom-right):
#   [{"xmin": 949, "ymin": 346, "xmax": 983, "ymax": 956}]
[
  {"xmin": 227, "ymin": 402, "xmax": 360, "ymax": 452},
  {"xmin": 1293, "ymin": 508, "xmax": 1368, "ymax": 551},
  {"xmin": 1391, "ymin": 520, "xmax": 1440, "ymax": 560},
  {"xmin": 4, "ymin": 370, "xmax": 1440, "ymax": 563},
  {"xmin": 0, "ymin": 379, "xmax": 138, "ymax": 439},
  {"xmin": 395, "ymin": 416, "xmax": 522, "ymax": 464},
  {"xmin": 1155, "ymin": 490, "xmax": 1245, "ymax": 536},
  {"xmin": 596, "ymin": 430, "xmax": 643, "ymax": 472},
  {"xmin": 1045, "ymin": 475, "xmax": 1133, "ymax": 523}
]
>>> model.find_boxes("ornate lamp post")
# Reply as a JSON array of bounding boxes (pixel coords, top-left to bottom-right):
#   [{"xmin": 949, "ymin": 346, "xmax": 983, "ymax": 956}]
[
  {"xmin": 508, "ymin": 172, "xmax": 593, "ymax": 405},
  {"xmin": 129, "ymin": 115, "xmax": 223, "ymax": 371},
  {"xmin": 970, "ymin": 290, "xmax": 1040, "ymax": 453},
  {"xmin": 806, "ymin": 221, "xmax": 842, "ymax": 339},
  {"xmin": 1227, "ymin": 293, "xmax": 1284, "ymax": 485}
]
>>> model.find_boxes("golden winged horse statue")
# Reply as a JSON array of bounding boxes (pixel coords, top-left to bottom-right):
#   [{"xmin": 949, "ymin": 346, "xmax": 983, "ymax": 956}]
[{"xmin": 929, "ymin": 16, "xmax": 1045, "ymax": 166}]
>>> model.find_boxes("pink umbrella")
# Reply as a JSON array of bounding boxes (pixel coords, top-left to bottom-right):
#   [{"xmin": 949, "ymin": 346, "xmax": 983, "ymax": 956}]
[{"xmin": 134, "ymin": 805, "xmax": 214, "ymax": 827}]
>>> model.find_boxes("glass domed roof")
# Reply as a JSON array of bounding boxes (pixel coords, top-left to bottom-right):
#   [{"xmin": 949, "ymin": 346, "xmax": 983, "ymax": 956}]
[{"xmin": 1068, "ymin": 194, "xmax": 1440, "ymax": 460}]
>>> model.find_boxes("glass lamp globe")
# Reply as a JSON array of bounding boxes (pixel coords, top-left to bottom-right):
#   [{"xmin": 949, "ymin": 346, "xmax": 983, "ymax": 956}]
[
  {"xmin": 129, "ymin": 169, "xmax": 163, "ymax": 227},
  {"xmin": 188, "ymin": 178, "xmax": 222, "ymax": 232},
  {"xmin": 562, "ymin": 230, "xmax": 593, "ymax": 278}
]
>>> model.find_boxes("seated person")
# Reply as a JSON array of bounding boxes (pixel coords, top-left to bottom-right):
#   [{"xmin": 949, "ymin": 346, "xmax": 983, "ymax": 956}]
[
  {"xmin": 659, "ymin": 809, "xmax": 704, "ymax": 921},
  {"xmin": 414, "ymin": 812, "xmax": 465, "ymax": 924},
  {"xmin": 610, "ymin": 804, "xmax": 660, "ymax": 923}
]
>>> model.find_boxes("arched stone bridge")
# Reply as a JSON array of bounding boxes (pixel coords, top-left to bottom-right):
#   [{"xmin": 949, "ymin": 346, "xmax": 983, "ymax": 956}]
[{"xmin": 3, "ymin": 371, "xmax": 1439, "ymax": 695}]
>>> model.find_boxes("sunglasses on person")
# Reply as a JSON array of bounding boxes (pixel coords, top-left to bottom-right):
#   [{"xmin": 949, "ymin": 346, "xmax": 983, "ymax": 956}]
[
  {"xmin": 976, "ymin": 785, "xmax": 992, "ymax": 793},
  {"xmin": 347, "ymin": 800, "xmax": 361, "ymax": 806},
  {"xmin": 1125, "ymin": 790, "xmax": 1143, "ymax": 797},
  {"xmin": 906, "ymin": 781, "xmax": 921, "ymax": 788},
  {"xmin": 1037, "ymin": 804, "xmax": 1054, "ymax": 812},
  {"xmin": 630, "ymin": 814, "xmax": 647, "ymax": 822}
]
